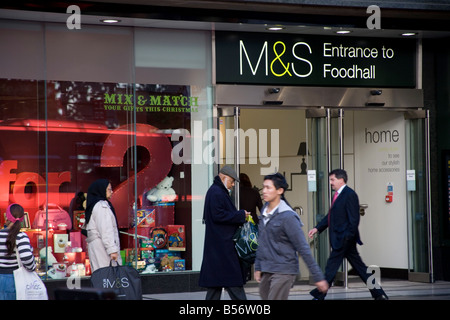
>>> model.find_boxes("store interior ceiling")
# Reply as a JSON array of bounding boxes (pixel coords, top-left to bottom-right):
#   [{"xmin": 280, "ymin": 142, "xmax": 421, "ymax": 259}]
[{"xmin": 1, "ymin": 3, "xmax": 450, "ymax": 39}]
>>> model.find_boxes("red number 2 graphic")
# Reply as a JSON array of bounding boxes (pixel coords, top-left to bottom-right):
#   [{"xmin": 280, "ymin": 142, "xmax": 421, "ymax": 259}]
[{"xmin": 101, "ymin": 123, "xmax": 172, "ymax": 227}]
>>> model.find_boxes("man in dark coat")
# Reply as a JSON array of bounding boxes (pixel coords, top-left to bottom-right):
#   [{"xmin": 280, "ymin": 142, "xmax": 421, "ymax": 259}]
[{"xmin": 199, "ymin": 166, "xmax": 250, "ymax": 300}]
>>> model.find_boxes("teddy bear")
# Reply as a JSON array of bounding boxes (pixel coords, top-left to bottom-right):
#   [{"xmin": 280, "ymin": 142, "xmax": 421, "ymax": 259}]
[
  {"xmin": 146, "ymin": 176, "xmax": 177, "ymax": 203},
  {"xmin": 160, "ymin": 254, "xmax": 177, "ymax": 271},
  {"xmin": 169, "ymin": 232, "xmax": 183, "ymax": 247}
]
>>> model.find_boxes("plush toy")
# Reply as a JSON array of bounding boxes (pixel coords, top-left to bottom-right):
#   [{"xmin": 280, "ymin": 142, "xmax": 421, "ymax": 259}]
[
  {"xmin": 160, "ymin": 254, "xmax": 177, "ymax": 270},
  {"xmin": 146, "ymin": 176, "xmax": 177, "ymax": 203},
  {"xmin": 141, "ymin": 264, "xmax": 157, "ymax": 274}
]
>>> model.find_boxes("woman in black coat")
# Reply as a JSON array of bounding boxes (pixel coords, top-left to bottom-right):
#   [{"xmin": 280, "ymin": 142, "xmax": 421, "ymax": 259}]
[{"xmin": 199, "ymin": 167, "xmax": 249, "ymax": 300}]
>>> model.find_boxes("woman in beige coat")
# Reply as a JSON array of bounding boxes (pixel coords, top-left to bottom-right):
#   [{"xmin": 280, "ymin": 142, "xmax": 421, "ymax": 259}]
[{"xmin": 85, "ymin": 179, "xmax": 122, "ymax": 272}]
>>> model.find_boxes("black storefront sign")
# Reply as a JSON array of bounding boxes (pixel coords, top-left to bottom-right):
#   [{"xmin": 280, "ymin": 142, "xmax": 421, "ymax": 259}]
[{"xmin": 215, "ymin": 31, "xmax": 416, "ymax": 87}]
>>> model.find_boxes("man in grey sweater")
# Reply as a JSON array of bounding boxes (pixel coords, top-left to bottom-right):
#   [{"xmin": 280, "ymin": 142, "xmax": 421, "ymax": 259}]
[{"xmin": 254, "ymin": 173, "xmax": 328, "ymax": 300}]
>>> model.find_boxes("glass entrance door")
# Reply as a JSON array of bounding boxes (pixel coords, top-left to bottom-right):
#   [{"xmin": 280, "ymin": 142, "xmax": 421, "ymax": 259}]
[
  {"xmin": 405, "ymin": 110, "xmax": 433, "ymax": 282},
  {"xmin": 306, "ymin": 108, "xmax": 345, "ymax": 272},
  {"xmin": 216, "ymin": 106, "xmax": 240, "ymax": 207}
]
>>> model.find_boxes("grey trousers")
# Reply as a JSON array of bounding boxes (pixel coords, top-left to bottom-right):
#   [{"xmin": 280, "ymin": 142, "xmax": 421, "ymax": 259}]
[{"xmin": 259, "ymin": 272, "xmax": 296, "ymax": 300}]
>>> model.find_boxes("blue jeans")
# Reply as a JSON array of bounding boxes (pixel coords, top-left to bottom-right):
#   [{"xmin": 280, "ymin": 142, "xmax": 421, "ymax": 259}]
[{"xmin": 0, "ymin": 274, "xmax": 16, "ymax": 300}]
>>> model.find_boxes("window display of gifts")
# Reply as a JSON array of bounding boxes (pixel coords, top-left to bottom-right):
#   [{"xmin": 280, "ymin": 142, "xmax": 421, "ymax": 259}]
[{"xmin": 167, "ymin": 225, "xmax": 185, "ymax": 251}]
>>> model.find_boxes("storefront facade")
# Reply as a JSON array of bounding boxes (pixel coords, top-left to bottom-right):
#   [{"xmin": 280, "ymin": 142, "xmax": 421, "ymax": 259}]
[{"xmin": 1, "ymin": 1, "xmax": 450, "ymax": 296}]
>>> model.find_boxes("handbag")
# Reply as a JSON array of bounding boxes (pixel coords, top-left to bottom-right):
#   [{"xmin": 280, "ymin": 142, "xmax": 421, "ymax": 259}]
[
  {"xmin": 13, "ymin": 248, "xmax": 48, "ymax": 300},
  {"xmin": 32, "ymin": 203, "xmax": 73, "ymax": 230},
  {"xmin": 233, "ymin": 216, "xmax": 259, "ymax": 264},
  {"xmin": 90, "ymin": 260, "xmax": 142, "ymax": 300}
]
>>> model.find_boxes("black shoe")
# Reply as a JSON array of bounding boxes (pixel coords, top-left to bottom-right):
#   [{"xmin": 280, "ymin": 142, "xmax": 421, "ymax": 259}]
[
  {"xmin": 310, "ymin": 291, "xmax": 325, "ymax": 300},
  {"xmin": 374, "ymin": 294, "xmax": 389, "ymax": 300}
]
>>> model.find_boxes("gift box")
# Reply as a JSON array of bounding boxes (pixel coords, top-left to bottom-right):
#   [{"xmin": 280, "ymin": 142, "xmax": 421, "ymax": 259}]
[
  {"xmin": 140, "ymin": 238, "xmax": 154, "ymax": 248},
  {"xmin": 54, "ymin": 233, "xmax": 69, "ymax": 253},
  {"xmin": 150, "ymin": 227, "xmax": 168, "ymax": 249},
  {"xmin": 154, "ymin": 249, "xmax": 181, "ymax": 270},
  {"xmin": 135, "ymin": 209, "xmax": 155, "ymax": 228},
  {"xmin": 140, "ymin": 248, "xmax": 155, "ymax": 265},
  {"xmin": 167, "ymin": 225, "xmax": 185, "ymax": 251},
  {"xmin": 70, "ymin": 231, "xmax": 82, "ymax": 248},
  {"xmin": 174, "ymin": 259, "xmax": 185, "ymax": 271},
  {"xmin": 73, "ymin": 210, "xmax": 85, "ymax": 230},
  {"xmin": 125, "ymin": 248, "xmax": 138, "ymax": 264},
  {"xmin": 24, "ymin": 230, "xmax": 45, "ymax": 251}
]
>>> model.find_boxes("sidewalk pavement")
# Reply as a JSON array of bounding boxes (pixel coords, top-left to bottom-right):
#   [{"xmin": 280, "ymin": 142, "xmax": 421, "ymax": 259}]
[{"xmin": 143, "ymin": 279, "xmax": 450, "ymax": 300}]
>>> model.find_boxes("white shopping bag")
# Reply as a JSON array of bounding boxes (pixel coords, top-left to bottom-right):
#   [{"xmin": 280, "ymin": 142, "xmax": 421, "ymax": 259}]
[{"xmin": 13, "ymin": 248, "xmax": 48, "ymax": 300}]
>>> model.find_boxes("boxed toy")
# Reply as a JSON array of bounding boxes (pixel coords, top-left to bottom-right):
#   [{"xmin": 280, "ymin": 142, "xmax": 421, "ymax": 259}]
[
  {"xmin": 140, "ymin": 238, "xmax": 154, "ymax": 248},
  {"xmin": 174, "ymin": 259, "xmax": 185, "ymax": 271},
  {"xmin": 140, "ymin": 248, "xmax": 155, "ymax": 265},
  {"xmin": 125, "ymin": 248, "xmax": 138, "ymax": 265},
  {"xmin": 150, "ymin": 227, "xmax": 168, "ymax": 249},
  {"xmin": 136, "ymin": 208, "xmax": 155, "ymax": 228},
  {"xmin": 154, "ymin": 249, "xmax": 181, "ymax": 271},
  {"xmin": 167, "ymin": 225, "xmax": 185, "ymax": 251}
]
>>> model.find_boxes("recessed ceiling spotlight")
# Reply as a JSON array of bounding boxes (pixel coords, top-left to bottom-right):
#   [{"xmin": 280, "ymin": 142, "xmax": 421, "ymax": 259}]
[
  {"xmin": 100, "ymin": 19, "xmax": 121, "ymax": 24},
  {"xmin": 266, "ymin": 25, "xmax": 285, "ymax": 31},
  {"xmin": 335, "ymin": 30, "xmax": 352, "ymax": 34},
  {"xmin": 401, "ymin": 32, "xmax": 417, "ymax": 37}
]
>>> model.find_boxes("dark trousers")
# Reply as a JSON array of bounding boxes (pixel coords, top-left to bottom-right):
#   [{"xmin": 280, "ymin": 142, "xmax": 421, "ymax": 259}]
[
  {"xmin": 205, "ymin": 286, "xmax": 247, "ymax": 300},
  {"xmin": 310, "ymin": 239, "xmax": 387, "ymax": 300}
]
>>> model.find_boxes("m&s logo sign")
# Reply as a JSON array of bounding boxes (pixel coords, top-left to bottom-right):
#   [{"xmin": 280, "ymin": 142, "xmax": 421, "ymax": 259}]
[{"xmin": 240, "ymin": 40, "xmax": 313, "ymax": 78}]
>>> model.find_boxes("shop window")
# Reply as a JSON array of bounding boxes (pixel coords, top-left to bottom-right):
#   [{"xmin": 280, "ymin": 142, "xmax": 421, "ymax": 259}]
[{"xmin": 0, "ymin": 78, "xmax": 198, "ymax": 278}]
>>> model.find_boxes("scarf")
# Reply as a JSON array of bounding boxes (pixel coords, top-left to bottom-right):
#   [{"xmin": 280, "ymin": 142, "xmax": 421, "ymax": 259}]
[{"xmin": 84, "ymin": 179, "xmax": 118, "ymax": 228}]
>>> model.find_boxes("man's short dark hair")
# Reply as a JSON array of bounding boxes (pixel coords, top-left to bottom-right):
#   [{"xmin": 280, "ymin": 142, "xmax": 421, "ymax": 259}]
[{"xmin": 329, "ymin": 169, "xmax": 347, "ymax": 183}]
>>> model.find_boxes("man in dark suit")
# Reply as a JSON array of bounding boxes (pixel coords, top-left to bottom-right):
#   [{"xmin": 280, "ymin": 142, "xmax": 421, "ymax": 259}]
[{"xmin": 308, "ymin": 169, "xmax": 388, "ymax": 300}]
